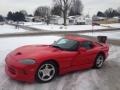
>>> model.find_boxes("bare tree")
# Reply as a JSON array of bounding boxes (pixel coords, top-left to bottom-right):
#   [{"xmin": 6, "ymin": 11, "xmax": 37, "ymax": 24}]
[
  {"xmin": 51, "ymin": 4, "xmax": 62, "ymax": 16},
  {"xmin": 117, "ymin": 7, "xmax": 120, "ymax": 15},
  {"xmin": 69, "ymin": 0, "xmax": 83, "ymax": 16},
  {"xmin": 53, "ymin": 0, "xmax": 73, "ymax": 26},
  {"xmin": 104, "ymin": 8, "xmax": 119, "ymax": 18},
  {"xmin": 20, "ymin": 10, "xmax": 28, "ymax": 16},
  {"xmin": 34, "ymin": 6, "xmax": 50, "ymax": 19}
]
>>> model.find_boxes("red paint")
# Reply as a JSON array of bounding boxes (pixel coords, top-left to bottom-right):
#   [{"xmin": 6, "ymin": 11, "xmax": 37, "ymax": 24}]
[{"xmin": 5, "ymin": 36, "xmax": 109, "ymax": 82}]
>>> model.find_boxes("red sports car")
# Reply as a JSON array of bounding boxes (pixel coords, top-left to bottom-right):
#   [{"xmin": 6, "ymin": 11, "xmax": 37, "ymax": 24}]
[{"xmin": 5, "ymin": 36, "xmax": 109, "ymax": 83}]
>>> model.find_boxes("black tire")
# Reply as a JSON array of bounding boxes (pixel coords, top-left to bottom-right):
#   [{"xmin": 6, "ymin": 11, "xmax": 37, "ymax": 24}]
[
  {"xmin": 94, "ymin": 54, "xmax": 105, "ymax": 69},
  {"xmin": 35, "ymin": 61, "xmax": 58, "ymax": 83}
]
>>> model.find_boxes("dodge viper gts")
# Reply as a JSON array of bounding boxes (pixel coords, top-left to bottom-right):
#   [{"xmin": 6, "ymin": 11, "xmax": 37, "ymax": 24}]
[{"xmin": 5, "ymin": 35, "xmax": 109, "ymax": 83}]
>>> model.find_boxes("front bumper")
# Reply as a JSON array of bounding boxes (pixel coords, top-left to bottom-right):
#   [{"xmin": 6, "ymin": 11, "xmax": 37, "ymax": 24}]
[
  {"xmin": 5, "ymin": 64, "xmax": 37, "ymax": 82},
  {"xmin": 5, "ymin": 55, "xmax": 39, "ymax": 82}
]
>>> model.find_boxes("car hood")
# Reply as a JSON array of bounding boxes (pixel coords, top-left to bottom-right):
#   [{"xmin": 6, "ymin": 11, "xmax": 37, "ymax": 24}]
[{"xmin": 9, "ymin": 45, "xmax": 61, "ymax": 61}]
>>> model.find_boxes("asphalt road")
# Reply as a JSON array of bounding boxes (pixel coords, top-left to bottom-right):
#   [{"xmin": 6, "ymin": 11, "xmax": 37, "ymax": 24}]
[{"xmin": 0, "ymin": 45, "xmax": 120, "ymax": 90}]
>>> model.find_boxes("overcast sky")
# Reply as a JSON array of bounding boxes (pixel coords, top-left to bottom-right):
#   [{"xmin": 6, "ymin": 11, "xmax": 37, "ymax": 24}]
[{"xmin": 0, "ymin": 0, "xmax": 120, "ymax": 16}]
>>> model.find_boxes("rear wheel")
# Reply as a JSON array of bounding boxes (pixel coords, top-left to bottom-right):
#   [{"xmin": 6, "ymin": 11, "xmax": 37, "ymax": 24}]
[
  {"xmin": 36, "ymin": 61, "xmax": 57, "ymax": 83},
  {"xmin": 94, "ymin": 54, "xmax": 105, "ymax": 69}
]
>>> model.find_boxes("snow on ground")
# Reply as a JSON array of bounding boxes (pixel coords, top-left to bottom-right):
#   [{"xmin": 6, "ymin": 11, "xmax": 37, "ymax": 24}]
[
  {"xmin": 102, "ymin": 23, "xmax": 120, "ymax": 28},
  {"xmin": 22, "ymin": 22, "xmax": 120, "ymax": 31},
  {"xmin": 0, "ymin": 35, "xmax": 120, "ymax": 90},
  {"xmin": 19, "ymin": 22, "xmax": 45, "ymax": 26},
  {"xmin": 80, "ymin": 31, "xmax": 120, "ymax": 40},
  {"xmin": 0, "ymin": 24, "xmax": 27, "ymax": 34},
  {"xmin": 28, "ymin": 24, "xmax": 108, "ymax": 31},
  {"xmin": 1, "ymin": 22, "xmax": 120, "ymax": 34}
]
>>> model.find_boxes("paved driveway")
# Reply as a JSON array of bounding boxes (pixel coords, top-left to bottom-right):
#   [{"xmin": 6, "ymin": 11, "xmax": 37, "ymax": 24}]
[{"xmin": 0, "ymin": 45, "xmax": 120, "ymax": 90}]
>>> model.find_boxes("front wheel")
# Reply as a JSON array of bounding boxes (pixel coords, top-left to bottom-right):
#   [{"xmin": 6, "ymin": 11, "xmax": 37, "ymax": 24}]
[
  {"xmin": 94, "ymin": 55, "xmax": 105, "ymax": 69},
  {"xmin": 35, "ymin": 61, "xmax": 57, "ymax": 83}
]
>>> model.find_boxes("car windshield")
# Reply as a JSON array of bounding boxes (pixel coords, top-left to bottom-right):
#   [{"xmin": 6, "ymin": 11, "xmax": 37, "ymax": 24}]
[{"xmin": 52, "ymin": 38, "xmax": 79, "ymax": 51}]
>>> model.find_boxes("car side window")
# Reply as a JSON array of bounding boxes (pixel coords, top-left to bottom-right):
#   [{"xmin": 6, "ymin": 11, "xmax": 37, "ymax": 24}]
[{"xmin": 80, "ymin": 41, "xmax": 94, "ymax": 49}]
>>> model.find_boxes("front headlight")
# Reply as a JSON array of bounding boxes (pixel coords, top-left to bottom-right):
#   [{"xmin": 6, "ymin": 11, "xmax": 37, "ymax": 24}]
[{"xmin": 19, "ymin": 59, "xmax": 36, "ymax": 65}]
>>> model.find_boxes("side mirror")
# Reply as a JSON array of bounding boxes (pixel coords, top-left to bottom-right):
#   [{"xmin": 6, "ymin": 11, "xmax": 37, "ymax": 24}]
[
  {"xmin": 78, "ymin": 48, "xmax": 87, "ymax": 52},
  {"xmin": 90, "ymin": 44, "xmax": 94, "ymax": 48},
  {"xmin": 53, "ymin": 41, "xmax": 57, "ymax": 44}
]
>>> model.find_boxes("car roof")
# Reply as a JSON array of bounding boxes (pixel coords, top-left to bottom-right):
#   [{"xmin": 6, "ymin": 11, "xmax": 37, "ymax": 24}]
[{"xmin": 65, "ymin": 35, "xmax": 90, "ymax": 42}]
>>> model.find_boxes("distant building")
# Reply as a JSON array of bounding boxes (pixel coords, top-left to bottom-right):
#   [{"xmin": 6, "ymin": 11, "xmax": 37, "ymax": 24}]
[
  {"xmin": 34, "ymin": 16, "xmax": 45, "ymax": 22},
  {"xmin": 49, "ymin": 15, "xmax": 69, "ymax": 25},
  {"xmin": 92, "ymin": 16, "xmax": 106, "ymax": 21},
  {"xmin": 68, "ymin": 15, "xmax": 92, "ymax": 25},
  {"xmin": 25, "ymin": 16, "xmax": 34, "ymax": 22},
  {"xmin": 68, "ymin": 16, "xmax": 77, "ymax": 25},
  {"xmin": 92, "ymin": 16, "xmax": 120, "ymax": 24},
  {"xmin": 30, "ymin": 15, "xmax": 92, "ymax": 25},
  {"xmin": 112, "ymin": 16, "xmax": 120, "ymax": 22},
  {"xmin": 85, "ymin": 17, "xmax": 92, "ymax": 25}
]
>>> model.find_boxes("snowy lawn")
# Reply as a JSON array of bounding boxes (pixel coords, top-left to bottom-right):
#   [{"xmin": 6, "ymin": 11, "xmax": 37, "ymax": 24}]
[
  {"xmin": 22, "ymin": 22, "xmax": 120, "ymax": 31},
  {"xmin": 0, "ymin": 36, "xmax": 120, "ymax": 90},
  {"xmin": 0, "ymin": 24, "xmax": 27, "ymax": 34},
  {"xmin": 1, "ymin": 23, "xmax": 120, "ymax": 34},
  {"xmin": 80, "ymin": 31, "xmax": 120, "ymax": 40},
  {"xmin": 102, "ymin": 23, "xmax": 120, "ymax": 28},
  {"xmin": 19, "ymin": 22, "xmax": 45, "ymax": 26},
  {"xmin": 28, "ymin": 24, "xmax": 108, "ymax": 31}
]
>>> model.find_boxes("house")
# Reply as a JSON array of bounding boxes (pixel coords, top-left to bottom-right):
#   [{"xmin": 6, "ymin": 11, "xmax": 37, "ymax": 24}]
[
  {"xmin": 49, "ymin": 15, "xmax": 92, "ymax": 25},
  {"xmin": 25, "ymin": 16, "xmax": 34, "ymax": 22},
  {"xmin": 68, "ymin": 15, "xmax": 92, "ymax": 25},
  {"xmin": 112, "ymin": 16, "xmax": 120, "ymax": 22},
  {"xmin": 85, "ymin": 17, "xmax": 92, "ymax": 25},
  {"xmin": 34, "ymin": 16, "xmax": 45, "ymax": 22},
  {"xmin": 92, "ymin": 16, "xmax": 106, "ymax": 21},
  {"xmin": 68, "ymin": 16, "xmax": 77, "ymax": 25},
  {"xmin": 76, "ymin": 15, "xmax": 86, "ymax": 25},
  {"xmin": 49, "ymin": 15, "xmax": 69, "ymax": 25}
]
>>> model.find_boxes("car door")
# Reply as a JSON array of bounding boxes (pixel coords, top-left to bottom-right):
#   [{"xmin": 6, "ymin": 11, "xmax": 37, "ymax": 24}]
[{"xmin": 72, "ymin": 41, "xmax": 97, "ymax": 69}]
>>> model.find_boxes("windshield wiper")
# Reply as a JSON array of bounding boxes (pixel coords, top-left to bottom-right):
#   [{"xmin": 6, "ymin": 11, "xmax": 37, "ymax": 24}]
[{"xmin": 52, "ymin": 45, "xmax": 63, "ymax": 50}]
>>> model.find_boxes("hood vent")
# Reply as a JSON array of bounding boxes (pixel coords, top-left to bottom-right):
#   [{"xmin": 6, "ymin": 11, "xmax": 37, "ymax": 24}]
[{"xmin": 16, "ymin": 52, "xmax": 22, "ymax": 56}]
